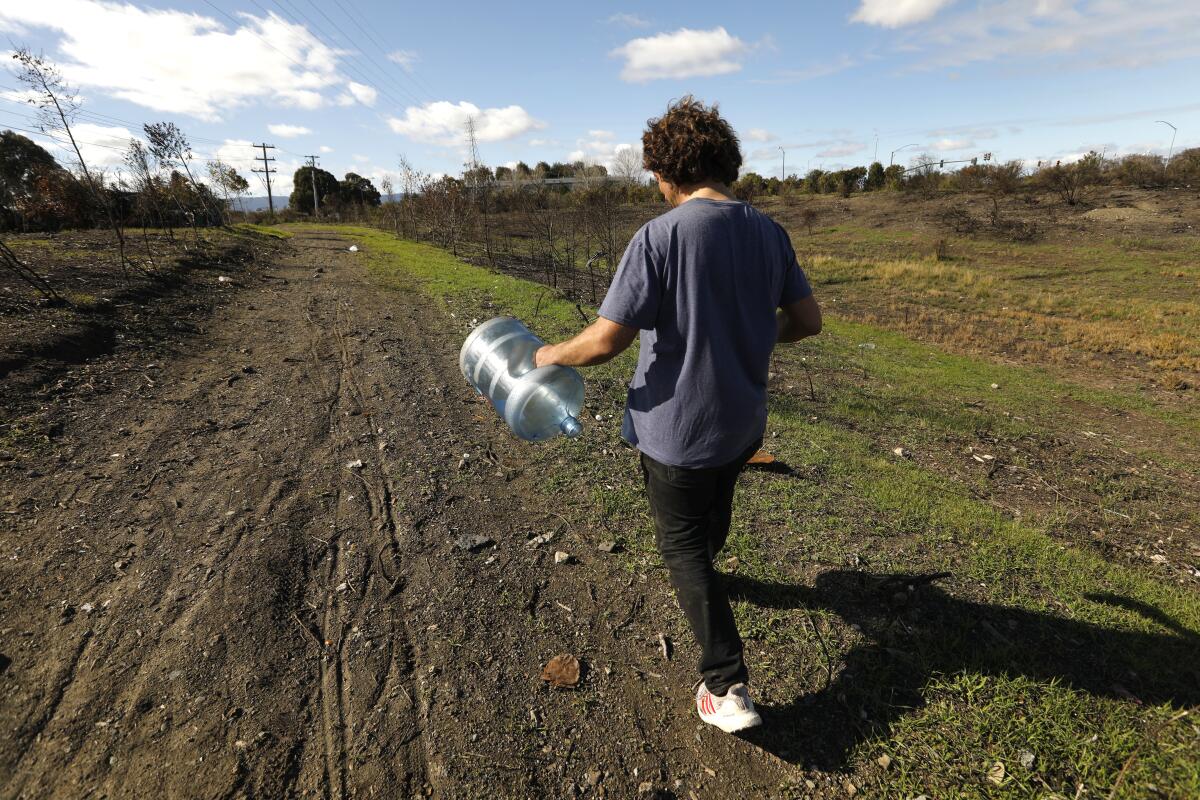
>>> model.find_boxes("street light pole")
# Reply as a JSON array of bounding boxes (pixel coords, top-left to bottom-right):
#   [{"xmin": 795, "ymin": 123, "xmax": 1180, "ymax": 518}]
[
  {"xmin": 890, "ymin": 143, "xmax": 920, "ymax": 166},
  {"xmin": 1155, "ymin": 120, "xmax": 1177, "ymax": 177},
  {"xmin": 778, "ymin": 146, "xmax": 786, "ymax": 182}
]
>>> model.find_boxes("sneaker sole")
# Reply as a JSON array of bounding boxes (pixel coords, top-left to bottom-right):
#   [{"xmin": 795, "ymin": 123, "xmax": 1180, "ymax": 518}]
[{"xmin": 700, "ymin": 711, "xmax": 763, "ymax": 734}]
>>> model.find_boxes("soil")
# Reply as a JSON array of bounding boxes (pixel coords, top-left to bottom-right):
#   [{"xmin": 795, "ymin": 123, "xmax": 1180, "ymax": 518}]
[{"xmin": 0, "ymin": 230, "xmax": 815, "ymax": 798}]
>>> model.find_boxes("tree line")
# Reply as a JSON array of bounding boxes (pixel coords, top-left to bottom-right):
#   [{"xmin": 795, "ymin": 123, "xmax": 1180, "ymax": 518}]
[{"xmin": 733, "ymin": 148, "xmax": 1200, "ymax": 202}]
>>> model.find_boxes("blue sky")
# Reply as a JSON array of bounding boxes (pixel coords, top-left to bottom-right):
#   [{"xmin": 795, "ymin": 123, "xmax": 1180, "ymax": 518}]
[{"xmin": 2, "ymin": 0, "xmax": 1198, "ymax": 198}]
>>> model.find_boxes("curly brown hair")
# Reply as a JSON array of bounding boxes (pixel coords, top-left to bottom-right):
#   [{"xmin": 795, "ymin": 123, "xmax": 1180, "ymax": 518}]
[{"xmin": 642, "ymin": 96, "xmax": 742, "ymax": 187}]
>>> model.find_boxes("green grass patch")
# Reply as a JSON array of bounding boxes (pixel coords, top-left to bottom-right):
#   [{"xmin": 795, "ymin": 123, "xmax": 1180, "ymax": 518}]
[
  {"xmin": 330, "ymin": 224, "xmax": 1200, "ymax": 798},
  {"xmin": 233, "ymin": 222, "xmax": 293, "ymax": 239}
]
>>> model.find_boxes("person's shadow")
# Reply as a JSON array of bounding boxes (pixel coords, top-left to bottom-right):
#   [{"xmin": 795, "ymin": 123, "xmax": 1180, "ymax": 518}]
[{"xmin": 729, "ymin": 570, "xmax": 1200, "ymax": 768}]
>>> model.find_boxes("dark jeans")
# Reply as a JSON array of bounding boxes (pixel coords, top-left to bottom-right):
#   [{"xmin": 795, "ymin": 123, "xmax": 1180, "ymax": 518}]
[{"xmin": 640, "ymin": 439, "xmax": 761, "ymax": 695}]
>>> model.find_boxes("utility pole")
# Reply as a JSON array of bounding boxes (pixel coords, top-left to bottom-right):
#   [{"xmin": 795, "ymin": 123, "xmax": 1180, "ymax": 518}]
[
  {"xmin": 890, "ymin": 143, "xmax": 920, "ymax": 166},
  {"xmin": 1155, "ymin": 120, "xmax": 1177, "ymax": 178},
  {"xmin": 304, "ymin": 154, "xmax": 321, "ymax": 216},
  {"xmin": 778, "ymin": 145, "xmax": 785, "ymax": 182},
  {"xmin": 252, "ymin": 143, "xmax": 277, "ymax": 217}
]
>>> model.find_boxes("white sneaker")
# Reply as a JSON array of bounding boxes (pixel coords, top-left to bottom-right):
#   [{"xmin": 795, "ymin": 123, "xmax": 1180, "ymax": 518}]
[{"xmin": 695, "ymin": 681, "xmax": 763, "ymax": 733}]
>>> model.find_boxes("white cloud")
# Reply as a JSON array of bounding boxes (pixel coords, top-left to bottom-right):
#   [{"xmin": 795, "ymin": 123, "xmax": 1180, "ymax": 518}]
[
  {"xmin": 745, "ymin": 128, "xmax": 776, "ymax": 142},
  {"xmin": 0, "ymin": 1, "xmax": 345, "ymax": 120},
  {"xmin": 816, "ymin": 141, "xmax": 867, "ymax": 158},
  {"xmin": 930, "ymin": 137, "xmax": 975, "ymax": 151},
  {"xmin": 851, "ymin": 0, "xmax": 957, "ymax": 27},
  {"xmin": 891, "ymin": 0, "xmax": 1200, "ymax": 70},
  {"xmin": 588, "ymin": 129, "xmax": 615, "ymax": 139},
  {"xmin": 276, "ymin": 89, "xmax": 326, "ymax": 111},
  {"xmin": 268, "ymin": 124, "xmax": 312, "ymax": 138},
  {"xmin": 319, "ymin": 145, "xmax": 333, "ymax": 153},
  {"xmin": 386, "ymin": 49, "xmax": 418, "ymax": 72},
  {"xmin": 57, "ymin": 122, "xmax": 136, "ymax": 169},
  {"xmin": 387, "ymin": 101, "xmax": 546, "ymax": 145},
  {"xmin": 607, "ymin": 13, "xmax": 651, "ymax": 28},
  {"xmin": 611, "ymin": 27, "xmax": 748, "ymax": 82},
  {"xmin": 346, "ymin": 82, "xmax": 377, "ymax": 107},
  {"xmin": 353, "ymin": 153, "xmax": 370, "ymax": 163}
]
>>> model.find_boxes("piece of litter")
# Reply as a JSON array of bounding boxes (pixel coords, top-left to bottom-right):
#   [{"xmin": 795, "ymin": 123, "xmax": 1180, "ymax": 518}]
[
  {"xmin": 346, "ymin": 459, "xmax": 363, "ymax": 470},
  {"xmin": 348, "ymin": 245, "xmax": 359, "ymax": 252},
  {"xmin": 990, "ymin": 383, "xmax": 1000, "ymax": 390},
  {"xmin": 541, "ymin": 654, "xmax": 581, "ymax": 688},
  {"xmin": 747, "ymin": 450, "xmax": 776, "ymax": 464},
  {"xmin": 335, "ymin": 582, "xmax": 348, "ymax": 592},
  {"xmin": 892, "ymin": 447, "xmax": 911, "ymax": 459}
]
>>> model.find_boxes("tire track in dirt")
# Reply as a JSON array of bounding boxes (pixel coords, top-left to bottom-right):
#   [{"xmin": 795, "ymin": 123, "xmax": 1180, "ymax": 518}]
[{"xmin": 2, "ymin": 228, "xmax": 795, "ymax": 799}]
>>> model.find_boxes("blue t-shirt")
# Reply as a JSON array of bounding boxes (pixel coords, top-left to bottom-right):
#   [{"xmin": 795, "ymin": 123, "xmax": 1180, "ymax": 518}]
[{"xmin": 598, "ymin": 198, "xmax": 812, "ymax": 468}]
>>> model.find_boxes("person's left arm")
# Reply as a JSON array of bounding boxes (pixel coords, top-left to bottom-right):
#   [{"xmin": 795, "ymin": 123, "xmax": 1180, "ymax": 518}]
[{"xmin": 534, "ymin": 317, "xmax": 638, "ymax": 367}]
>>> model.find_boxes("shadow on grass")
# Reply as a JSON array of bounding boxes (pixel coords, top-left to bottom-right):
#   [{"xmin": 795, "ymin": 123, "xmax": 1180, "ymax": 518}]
[{"xmin": 729, "ymin": 570, "xmax": 1200, "ymax": 769}]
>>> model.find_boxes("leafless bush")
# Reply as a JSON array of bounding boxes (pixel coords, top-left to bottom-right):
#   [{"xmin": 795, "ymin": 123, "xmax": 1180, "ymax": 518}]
[{"xmin": 1034, "ymin": 151, "xmax": 1102, "ymax": 206}]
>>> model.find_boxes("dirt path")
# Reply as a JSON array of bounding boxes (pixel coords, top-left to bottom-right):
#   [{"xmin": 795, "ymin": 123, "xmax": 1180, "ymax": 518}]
[{"xmin": 1, "ymin": 230, "xmax": 800, "ymax": 799}]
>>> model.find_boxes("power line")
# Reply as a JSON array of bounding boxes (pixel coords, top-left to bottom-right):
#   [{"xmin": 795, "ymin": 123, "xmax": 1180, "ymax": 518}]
[
  {"xmin": 247, "ymin": 0, "xmax": 422, "ymax": 112},
  {"xmin": 324, "ymin": 0, "xmax": 438, "ymax": 103},
  {"xmin": 284, "ymin": 0, "xmax": 421, "ymax": 105}
]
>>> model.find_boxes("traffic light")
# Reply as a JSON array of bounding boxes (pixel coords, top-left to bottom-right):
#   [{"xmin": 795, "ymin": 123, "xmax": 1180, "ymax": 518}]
[
  {"xmin": 983, "ymin": 152, "xmax": 992, "ymax": 161},
  {"xmin": 939, "ymin": 160, "xmax": 945, "ymax": 168},
  {"xmin": 971, "ymin": 157, "xmax": 978, "ymax": 165}
]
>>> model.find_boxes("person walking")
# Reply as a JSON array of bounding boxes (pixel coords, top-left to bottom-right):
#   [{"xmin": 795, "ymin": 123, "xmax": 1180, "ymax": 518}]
[{"xmin": 534, "ymin": 96, "xmax": 822, "ymax": 733}]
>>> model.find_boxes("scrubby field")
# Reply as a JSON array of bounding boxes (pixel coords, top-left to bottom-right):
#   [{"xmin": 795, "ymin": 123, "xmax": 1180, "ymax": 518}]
[{"xmin": 1, "ymin": 206, "xmax": 1197, "ymax": 798}]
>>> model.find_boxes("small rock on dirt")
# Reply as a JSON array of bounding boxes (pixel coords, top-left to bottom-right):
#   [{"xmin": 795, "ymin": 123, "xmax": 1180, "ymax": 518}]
[
  {"xmin": 554, "ymin": 551, "xmax": 571, "ymax": 564},
  {"xmin": 346, "ymin": 459, "xmax": 364, "ymax": 470},
  {"xmin": 877, "ymin": 754, "xmax": 892, "ymax": 769},
  {"xmin": 597, "ymin": 541, "xmax": 619, "ymax": 553},
  {"xmin": 584, "ymin": 769, "xmax": 602, "ymax": 787},
  {"xmin": 1018, "ymin": 750, "xmax": 1035, "ymax": 770},
  {"xmin": 541, "ymin": 654, "xmax": 581, "ymax": 688},
  {"xmin": 638, "ymin": 782, "xmax": 655, "ymax": 795},
  {"xmin": 348, "ymin": 245, "xmax": 359, "ymax": 252},
  {"xmin": 892, "ymin": 446, "xmax": 911, "ymax": 458},
  {"xmin": 455, "ymin": 534, "xmax": 494, "ymax": 552},
  {"xmin": 526, "ymin": 532, "xmax": 554, "ymax": 548}
]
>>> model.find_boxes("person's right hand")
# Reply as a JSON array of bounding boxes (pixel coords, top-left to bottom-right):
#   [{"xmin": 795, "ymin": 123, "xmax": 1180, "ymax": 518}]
[{"xmin": 534, "ymin": 344, "xmax": 557, "ymax": 368}]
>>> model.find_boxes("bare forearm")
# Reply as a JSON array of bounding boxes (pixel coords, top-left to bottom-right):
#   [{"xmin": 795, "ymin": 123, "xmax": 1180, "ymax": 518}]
[
  {"xmin": 536, "ymin": 318, "xmax": 638, "ymax": 368},
  {"xmin": 541, "ymin": 332, "xmax": 617, "ymax": 366}
]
